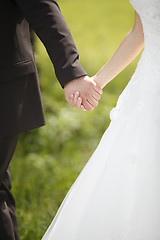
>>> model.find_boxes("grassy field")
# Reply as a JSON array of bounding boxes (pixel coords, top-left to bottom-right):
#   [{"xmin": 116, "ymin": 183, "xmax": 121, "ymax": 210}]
[{"xmin": 10, "ymin": 0, "xmax": 140, "ymax": 239}]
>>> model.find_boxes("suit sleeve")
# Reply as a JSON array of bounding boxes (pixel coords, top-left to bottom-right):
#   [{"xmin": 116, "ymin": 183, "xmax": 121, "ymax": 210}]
[{"xmin": 14, "ymin": 0, "xmax": 87, "ymax": 88}]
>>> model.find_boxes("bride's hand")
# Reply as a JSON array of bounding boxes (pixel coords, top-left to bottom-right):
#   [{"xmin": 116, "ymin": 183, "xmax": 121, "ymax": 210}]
[{"xmin": 70, "ymin": 76, "xmax": 102, "ymax": 111}]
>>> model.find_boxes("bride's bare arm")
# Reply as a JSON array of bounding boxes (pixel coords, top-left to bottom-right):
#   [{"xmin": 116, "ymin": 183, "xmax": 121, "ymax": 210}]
[
  {"xmin": 71, "ymin": 11, "xmax": 144, "ymax": 109},
  {"xmin": 93, "ymin": 11, "xmax": 144, "ymax": 89}
]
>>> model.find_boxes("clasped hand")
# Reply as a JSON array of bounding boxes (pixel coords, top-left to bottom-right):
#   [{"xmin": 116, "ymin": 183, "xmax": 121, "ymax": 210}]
[{"xmin": 64, "ymin": 75, "xmax": 102, "ymax": 111}]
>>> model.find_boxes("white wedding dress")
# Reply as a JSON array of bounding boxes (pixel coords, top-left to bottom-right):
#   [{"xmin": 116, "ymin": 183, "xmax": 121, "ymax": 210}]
[{"xmin": 42, "ymin": 0, "xmax": 160, "ymax": 239}]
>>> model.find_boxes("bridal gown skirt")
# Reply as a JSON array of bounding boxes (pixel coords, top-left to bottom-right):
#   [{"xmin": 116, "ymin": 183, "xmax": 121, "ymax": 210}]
[
  {"xmin": 42, "ymin": 46, "xmax": 160, "ymax": 240},
  {"xmin": 42, "ymin": 0, "xmax": 160, "ymax": 237}
]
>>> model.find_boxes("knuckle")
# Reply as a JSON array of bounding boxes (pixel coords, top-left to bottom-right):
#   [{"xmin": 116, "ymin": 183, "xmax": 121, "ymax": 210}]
[
  {"xmin": 65, "ymin": 95, "xmax": 68, "ymax": 101},
  {"xmin": 84, "ymin": 92, "xmax": 89, "ymax": 99},
  {"xmin": 93, "ymin": 102, "xmax": 98, "ymax": 108},
  {"xmin": 85, "ymin": 105, "xmax": 90, "ymax": 111},
  {"xmin": 97, "ymin": 87, "xmax": 102, "ymax": 95},
  {"xmin": 95, "ymin": 102, "xmax": 98, "ymax": 107},
  {"xmin": 88, "ymin": 105, "xmax": 94, "ymax": 111},
  {"xmin": 88, "ymin": 81, "xmax": 93, "ymax": 86},
  {"xmin": 98, "ymin": 89, "xmax": 102, "ymax": 94},
  {"xmin": 86, "ymin": 86, "xmax": 90, "ymax": 93},
  {"xmin": 95, "ymin": 94, "xmax": 99, "ymax": 100},
  {"xmin": 68, "ymin": 96, "xmax": 72, "ymax": 101},
  {"xmin": 88, "ymin": 81, "xmax": 93, "ymax": 90}
]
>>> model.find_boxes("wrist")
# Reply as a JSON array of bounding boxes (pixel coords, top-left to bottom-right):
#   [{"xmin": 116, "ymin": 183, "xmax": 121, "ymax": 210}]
[
  {"xmin": 91, "ymin": 75, "xmax": 103, "ymax": 89},
  {"xmin": 64, "ymin": 74, "xmax": 88, "ymax": 89}
]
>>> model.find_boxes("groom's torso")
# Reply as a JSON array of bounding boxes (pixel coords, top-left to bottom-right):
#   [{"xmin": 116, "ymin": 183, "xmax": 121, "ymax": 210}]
[
  {"xmin": 0, "ymin": 0, "xmax": 37, "ymax": 84},
  {"xmin": 0, "ymin": 0, "xmax": 45, "ymax": 137}
]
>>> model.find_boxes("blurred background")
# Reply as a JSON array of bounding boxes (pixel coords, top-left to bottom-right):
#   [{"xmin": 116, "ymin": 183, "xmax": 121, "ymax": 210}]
[{"xmin": 10, "ymin": 0, "xmax": 140, "ymax": 239}]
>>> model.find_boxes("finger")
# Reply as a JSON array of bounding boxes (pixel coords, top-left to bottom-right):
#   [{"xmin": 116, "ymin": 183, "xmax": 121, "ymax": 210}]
[
  {"xmin": 83, "ymin": 100, "xmax": 94, "ymax": 111},
  {"xmin": 74, "ymin": 92, "xmax": 80, "ymax": 106},
  {"xmin": 68, "ymin": 100, "xmax": 76, "ymax": 108},
  {"xmin": 92, "ymin": 91, "xmax": 101, "ymax": 101},
  {"xmin": 67, "ymin": 95, "xmax": 77, "ymax": 108},
  {"xmin": 87, "ymin": 96, "xmax": 98, "ymax": 108},
  {"xmin": 70, "ymin": 94, "xmax": 74, "ymax": 103},
  {"xmin": 77, "ymin": 97, "xmax": 87, "ymax": 111},
  {"xmin": 81, "ymin": 105, "xmax": 86, "ymax": 111},
  {"xmin": 69, "ymin": 101, "xmax": 76, "ymax": 108},
  {"xmin": 68, "ymin": 94, "xmax": 85, "ymax": 111},
  {"xmin": 93, "ymin": 83, "xmax": 103, "ymax": 95},
  {"xmin": 77, "ymin": 97, "xmax": 83, "ymax": 108}
]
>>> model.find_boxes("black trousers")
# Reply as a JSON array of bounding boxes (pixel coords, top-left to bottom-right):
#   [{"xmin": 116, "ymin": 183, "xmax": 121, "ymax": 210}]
[{"xmin": 0, "ymin": 134, "xmax": 19, "ymax": 240}]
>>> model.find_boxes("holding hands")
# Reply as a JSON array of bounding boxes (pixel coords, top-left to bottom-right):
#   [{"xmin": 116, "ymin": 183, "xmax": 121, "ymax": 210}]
[{"xmin": 64, "ymin": 75, "xmax": 102, "ymax": 111}]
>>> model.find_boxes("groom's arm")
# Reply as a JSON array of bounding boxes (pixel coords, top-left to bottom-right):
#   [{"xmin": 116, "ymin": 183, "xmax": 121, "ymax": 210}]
[
  {"xmin": 14, "ymin": 0, "xmax": 102, "ymax": 110},
  {"xmin": 14, "ymin": 0, "xmax": 87, "ymax": 88}
]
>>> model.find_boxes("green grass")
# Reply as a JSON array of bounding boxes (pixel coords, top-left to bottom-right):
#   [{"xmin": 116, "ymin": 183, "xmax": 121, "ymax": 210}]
[{"xmin": 10, "ymin": 0, "xmax": 140, "ymax": 239}]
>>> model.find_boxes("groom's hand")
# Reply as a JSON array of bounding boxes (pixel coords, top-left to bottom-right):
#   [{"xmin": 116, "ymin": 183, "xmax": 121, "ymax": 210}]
[{"xmin": 64, "ymin": 75, "xmax": 102, "ymax": 111}]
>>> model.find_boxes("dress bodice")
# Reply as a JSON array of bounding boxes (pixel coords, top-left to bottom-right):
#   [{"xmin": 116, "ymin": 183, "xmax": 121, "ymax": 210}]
[
  {"xmin": 129, "ymin": 0, "xmax": 160, "ymax": 25},
  {"xmin": 129, "ymin": 0, "xmax": 160, "ymax": 59}
]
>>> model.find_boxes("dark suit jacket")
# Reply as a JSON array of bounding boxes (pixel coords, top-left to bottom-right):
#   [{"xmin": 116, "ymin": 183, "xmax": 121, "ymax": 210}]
[{"xmin": 0, "ymin": 0, "xmax": 86, "ymax": 136}]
